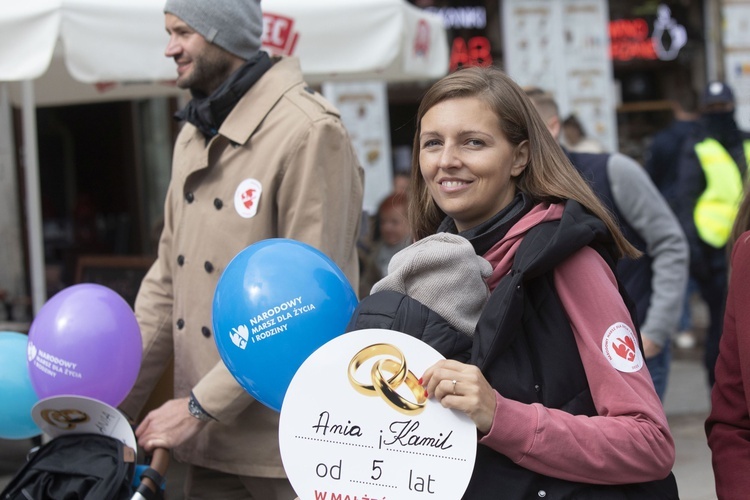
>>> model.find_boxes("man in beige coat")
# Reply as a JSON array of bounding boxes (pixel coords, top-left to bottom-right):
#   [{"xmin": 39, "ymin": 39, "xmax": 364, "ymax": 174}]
[{"xmin": 118, "ymin": 0, "xmax": 364, "ymax": 498}]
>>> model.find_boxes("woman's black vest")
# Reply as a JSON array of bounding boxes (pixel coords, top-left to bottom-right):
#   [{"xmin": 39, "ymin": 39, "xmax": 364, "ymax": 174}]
[{"xmin": 467, "ymin": 201, "xmax": 677, "ymax": 499}]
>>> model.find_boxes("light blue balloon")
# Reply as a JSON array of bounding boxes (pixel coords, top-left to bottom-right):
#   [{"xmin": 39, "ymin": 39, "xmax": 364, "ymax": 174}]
[
  {"xmin": 213, "ymin": 239, "xmax": 358, "ymax": 411},
  {"xmin": 0, "ymin": 331, "xmax": 41, "ymax": 439}
]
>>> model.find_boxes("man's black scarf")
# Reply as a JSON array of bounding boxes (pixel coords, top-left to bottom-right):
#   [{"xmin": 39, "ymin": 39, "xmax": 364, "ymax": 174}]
[{"xmin": 175, "ymin": 51, "xmax": 273, "ymax": 140}]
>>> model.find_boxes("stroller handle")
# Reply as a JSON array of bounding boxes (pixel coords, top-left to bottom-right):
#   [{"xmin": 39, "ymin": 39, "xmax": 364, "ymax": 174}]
[
  {"xmin": 144, "ymin": 447, "xmax": 169, "ymax": 489},
  {"xmin": 149, "ymin": 447, "xmax": 170, "ymax": 477},
  {"xmin": 131, "ymin": 447, "xmax": 170, "ymax": 500}
]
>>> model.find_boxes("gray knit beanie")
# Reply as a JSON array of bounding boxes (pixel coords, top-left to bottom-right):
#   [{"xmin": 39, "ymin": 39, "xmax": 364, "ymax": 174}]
[
  {"xmin": 164, "ymin": 0, "xmax": 263, "ymax": 60},
  {"xmin": 371, "ymin": 233, "xmax": 493, "ymax": 337}
]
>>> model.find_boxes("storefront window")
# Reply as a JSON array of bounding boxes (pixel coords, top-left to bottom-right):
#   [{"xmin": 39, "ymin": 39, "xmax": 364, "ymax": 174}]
[{"xmin": 609, "ymin": 0, "xmax": 705, "ymax": 162}]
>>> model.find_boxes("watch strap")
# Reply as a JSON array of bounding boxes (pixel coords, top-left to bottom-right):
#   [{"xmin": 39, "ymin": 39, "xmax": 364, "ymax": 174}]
[{"xmin": 188, "ymin": 392, "xmax": 215, "ymax": 422}]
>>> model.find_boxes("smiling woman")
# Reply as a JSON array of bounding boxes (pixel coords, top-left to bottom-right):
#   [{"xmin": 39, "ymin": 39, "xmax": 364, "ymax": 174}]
[
  {"xmin": 352, "ymin": 66, "xmax": 680, "ymax": 499},
  {"xmin": 418, "ymin": 96, "xmax": 528, "ymax": 232}
]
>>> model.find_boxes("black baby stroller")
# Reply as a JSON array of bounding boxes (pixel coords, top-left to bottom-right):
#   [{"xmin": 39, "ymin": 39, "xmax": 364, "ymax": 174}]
[
  {"xmin": 0, "ymin": 395, "xmax": 169, "ymax": 500},
  {"xmin": 0, "ymin": 435, "xmax": 169, "ymax": 500}
]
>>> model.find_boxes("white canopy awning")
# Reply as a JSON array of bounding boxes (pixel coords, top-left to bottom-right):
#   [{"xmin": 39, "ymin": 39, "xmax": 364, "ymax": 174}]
[
  {"xmin": 0, "ymin": 0, "xmax": 448, "ymax": 314},
  {"xmin": 1, "ymin": 0, "xmax": 448, "ymax": 86},
  {"xmin": 262, "ymin": 0, "xmax": 448, "ymax": 83}
]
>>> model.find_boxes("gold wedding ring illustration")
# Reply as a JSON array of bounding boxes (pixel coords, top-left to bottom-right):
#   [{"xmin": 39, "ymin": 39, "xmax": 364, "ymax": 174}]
[
  {"xmin": 348, "ymin": 343, "xmax": 407, "ymax": 395},
  {"xmin": 41, "ymin": 408, "xmax": 91, "ymax": 430},
  {"xmin": 348, "ymin": 343, "xmax": 426, "ymax": 415}
]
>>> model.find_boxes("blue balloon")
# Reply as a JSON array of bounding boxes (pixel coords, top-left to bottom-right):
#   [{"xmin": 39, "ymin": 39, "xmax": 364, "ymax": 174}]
[
  {"xmin": 0, "ymin": 331, "xmax": 41, "ymax": 439},
  {"xmin": 213, "ymin": 239, "xmax": 358, "ymax": 411}
]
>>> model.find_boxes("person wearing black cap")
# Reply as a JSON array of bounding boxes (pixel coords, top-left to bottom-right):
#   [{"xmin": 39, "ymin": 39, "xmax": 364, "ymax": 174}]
[
  {"xmin": 676, "ymin": 80, "xmax": 750, "ymax": 387},
  {"xmin": 118, "ymin": 0, "xmax": 364, "ymax": 497}
]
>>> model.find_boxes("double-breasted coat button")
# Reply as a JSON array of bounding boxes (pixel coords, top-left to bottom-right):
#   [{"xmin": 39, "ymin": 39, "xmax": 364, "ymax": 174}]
[
  {"xmin": 214, "ymin": 198, "xmax": 223, "ymax": 210},
  {"xmin": 177, "ymin": 255, "xmax": 185, "ymax": 266},
  {"xmin": 176, "ymin": 319, "xmax": 185, "ymax": 330},
  {"xmin": 204, "ymin": 261, "xmax": 214, "ymax": 273},
  {"xmin": 185, "ymin": 192, "xmax": 194, "ymax": 203},
  {"xmin": 201, "ymin": 326, "xmax": 211, "ymax": 338},
  {"xmin": 537, "ymin": 490, "xmax": 547, "ymax": 498}
]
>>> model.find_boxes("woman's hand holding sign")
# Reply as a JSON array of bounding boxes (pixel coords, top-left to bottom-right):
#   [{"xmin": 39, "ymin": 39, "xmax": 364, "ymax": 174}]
[{"xmin": 421, "ymin": 359, "xmax": 498, "ymax": 434}]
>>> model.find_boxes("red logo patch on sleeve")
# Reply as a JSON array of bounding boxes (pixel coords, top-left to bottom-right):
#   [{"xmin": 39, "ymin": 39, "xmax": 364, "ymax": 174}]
[{"xmin": 601, "ymin": 322, "xmax": 643, "ymax": 372}]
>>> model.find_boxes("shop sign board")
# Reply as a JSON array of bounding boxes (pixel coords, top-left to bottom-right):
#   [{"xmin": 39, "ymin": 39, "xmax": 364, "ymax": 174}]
[
  {"xmin": 322, "ymin": 81, "xmax": 393, "ymax": 215},
  {"xmin": 503, "ymin": 0, "xmax": 617, "ymax": 152}
]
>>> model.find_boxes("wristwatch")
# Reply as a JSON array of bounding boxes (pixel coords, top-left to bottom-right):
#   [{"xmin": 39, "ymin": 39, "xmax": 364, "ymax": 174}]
[{"xmin": 187, "ymin": 393, "xmax": 214, "ymax": 422}]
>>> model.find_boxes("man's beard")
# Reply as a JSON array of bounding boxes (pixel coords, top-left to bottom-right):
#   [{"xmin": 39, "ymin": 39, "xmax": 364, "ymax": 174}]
[{"xmin": 179, "ymin": 52, "xmax": 236, "ymax": 96}]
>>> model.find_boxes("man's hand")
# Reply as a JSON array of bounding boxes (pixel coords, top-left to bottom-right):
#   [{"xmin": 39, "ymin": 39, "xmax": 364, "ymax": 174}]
[
  {"xmin": 135, "ymin": 397, "xmax": 207, "ymax": 452},
  {"xmin": 642, "ymin": 337, "xmax": 663, "ymax": 359}
]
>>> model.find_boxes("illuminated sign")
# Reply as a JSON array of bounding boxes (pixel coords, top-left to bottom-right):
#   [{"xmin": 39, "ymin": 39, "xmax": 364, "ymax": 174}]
[
  {"xmin": 433, "ymin": 5, "xmax": 492, "ymax": 72},
  {"xmin": 450, "ymin": 36, "xmax": 492, "ymax": 72},
  {"xmin": 652, "ymin": 4, "xmax": 686, "ymax": 61},
  {"xmin": 425, "ymin": 6, "xmax": 486, "ymax": 29},
  {"xmin": 610, "ymin": 17, "xmax": 656, "ymax": 61},
  {"xmin": 609, "ymin": 4, "xmax": 686, "ymax": 62}
]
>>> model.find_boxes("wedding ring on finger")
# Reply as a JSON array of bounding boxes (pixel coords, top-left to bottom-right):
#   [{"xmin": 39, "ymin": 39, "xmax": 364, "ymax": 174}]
[{"xmin": 452, "ymin": 379, "xmax": 457, "ymax": 395}]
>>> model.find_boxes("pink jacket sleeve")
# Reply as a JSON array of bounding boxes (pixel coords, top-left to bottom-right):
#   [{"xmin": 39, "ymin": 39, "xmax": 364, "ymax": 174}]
[
  {"xmin": 478, "ymin": 246, "xmax": 675, "ymax": 484},
  {"xmin": 706, "ymin": 232, "xmax": 750, "ymax": 498}
]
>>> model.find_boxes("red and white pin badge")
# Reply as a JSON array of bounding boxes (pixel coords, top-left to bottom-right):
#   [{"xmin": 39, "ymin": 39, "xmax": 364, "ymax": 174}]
[{"xmin": 234, "ymin": 178, "xmax": 263, "ymax": 219}]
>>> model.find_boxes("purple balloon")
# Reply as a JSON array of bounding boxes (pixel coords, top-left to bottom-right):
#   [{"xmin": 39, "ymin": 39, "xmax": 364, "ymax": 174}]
[{"xmin": 27, "ymin": 284, "xmax": 142, "ymax": 407}]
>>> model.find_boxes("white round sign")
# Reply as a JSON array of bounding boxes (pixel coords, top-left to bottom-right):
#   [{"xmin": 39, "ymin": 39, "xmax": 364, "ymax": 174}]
[
  {"xmin": 280, "ymin": 329, "xmax": 477, "ymax": 500},
  {"xmin": 32, "ymin": 395, "xmax": 137, "ymax": 456}
]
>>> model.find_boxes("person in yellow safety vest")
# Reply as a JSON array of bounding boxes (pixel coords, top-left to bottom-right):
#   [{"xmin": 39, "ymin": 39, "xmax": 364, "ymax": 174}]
[
  {"xmin": 676, "ymin": 80, "xmax": 749, "ymax": 387},
  {"xmin": 693, "ymin": 138, "xmax": 749, "ymax": 247}
]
